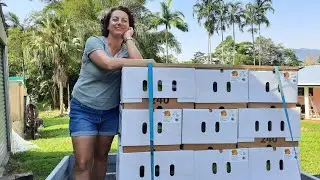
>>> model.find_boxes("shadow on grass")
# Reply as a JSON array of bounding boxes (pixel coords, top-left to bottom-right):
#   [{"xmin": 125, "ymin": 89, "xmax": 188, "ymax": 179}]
[
  {"xmin": 41, "ymin": 116, "xmax": 69, "ymax": 128},
  {"xmin": 39, "ymin": 128, "xmax": 70, "ymax": 139},
  {"xmin": 6, "ymin": 151, "xmax": 73, "ymax": 180}
]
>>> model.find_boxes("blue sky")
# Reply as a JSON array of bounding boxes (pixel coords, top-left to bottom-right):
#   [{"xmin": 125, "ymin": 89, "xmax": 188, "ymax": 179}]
[{"xmin": 3, "ymin": 0, "xmax": 320, "ymax": 61}]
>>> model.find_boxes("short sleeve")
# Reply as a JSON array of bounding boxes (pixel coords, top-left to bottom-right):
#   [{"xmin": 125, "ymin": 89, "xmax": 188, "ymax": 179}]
[{"xmin": 84, "ymin": 36, "xmax": 105, "ymax": 57}]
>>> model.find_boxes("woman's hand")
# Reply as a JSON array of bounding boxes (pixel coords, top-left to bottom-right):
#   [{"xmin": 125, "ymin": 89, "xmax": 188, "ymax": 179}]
[{"xmin": 124, "ymin": 27, "xmax": 134, "ymax": 39}]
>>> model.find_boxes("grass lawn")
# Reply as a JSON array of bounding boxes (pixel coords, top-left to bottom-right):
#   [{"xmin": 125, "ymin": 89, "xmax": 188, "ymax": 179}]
[
  {"xmin": 4, "ymin": 110, "xmax": 118, "ymax": 180},
  {"xmin": 4, "ymin": 111, "xmax": 320, "ymax": 179}
]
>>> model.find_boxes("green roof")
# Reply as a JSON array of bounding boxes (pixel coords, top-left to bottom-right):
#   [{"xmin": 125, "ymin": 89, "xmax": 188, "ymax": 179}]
[{"xmin": 8, "ymin": 76, "xmax": 26, "ymax": 84}]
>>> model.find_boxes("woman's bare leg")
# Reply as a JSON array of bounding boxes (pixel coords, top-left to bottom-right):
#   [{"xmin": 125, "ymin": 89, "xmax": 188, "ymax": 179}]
[
  {"xmin": 72, "ymin": 136, "xmax": 96, "ymax": 180},
  {"xmin": 93, "ymin": 136, "xmax": 114, "ymax": 180}
]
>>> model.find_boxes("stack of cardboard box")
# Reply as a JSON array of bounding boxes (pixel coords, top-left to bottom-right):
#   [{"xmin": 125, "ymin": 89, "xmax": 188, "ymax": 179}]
[{"xmin": 116, "ymin": 63, "xmax": 301, "ymax": 180}]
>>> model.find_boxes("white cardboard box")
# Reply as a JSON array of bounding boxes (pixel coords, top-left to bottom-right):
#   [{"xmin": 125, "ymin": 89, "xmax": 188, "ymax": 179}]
[
  {"xmin": 238, "ymin": 108, "xmax": 300, "ymax": 142},
  {"xmin": 117, "ymin": 149, "xmax": 194, "ymax": 180},
  {"xmin": 182, "ymin": 109, "xmax": 238, "ymax": 144},
  {"xmin": 195, "ymin": 69, "xmax": 249, "ymax": 103},
  {"xmin": 194, "ymin": 149, "xmax": 249, "ymax": 180},
  {"xmin": 120, "ymin": 109, "xmax": 182, "ymax": 146},
  {"xmin": 121, "ymin": 67, "xmax": 196, "ymax": 103},
  {"xmin": 248, "ymin": 147, "xmax": 301, "ymax": 180},
  {"xmin": 248, "ymin": 70, "xmax": 298, "ymax": 103}
]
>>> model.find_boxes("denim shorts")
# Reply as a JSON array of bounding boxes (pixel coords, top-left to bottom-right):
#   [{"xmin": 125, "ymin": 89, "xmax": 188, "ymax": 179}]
[{"xmin": 69, "ymin": 98, "xmax": 119, "ymax": 137}]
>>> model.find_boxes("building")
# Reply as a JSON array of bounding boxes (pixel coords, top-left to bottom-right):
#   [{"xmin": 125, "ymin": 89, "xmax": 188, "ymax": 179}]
[
  {"xmin": 0, "ymin": 4, "xmax": 11, "ymax": 173},
  {"xmin": 297, "ymin": 65, "xmax": 320, "ymax": 120}
]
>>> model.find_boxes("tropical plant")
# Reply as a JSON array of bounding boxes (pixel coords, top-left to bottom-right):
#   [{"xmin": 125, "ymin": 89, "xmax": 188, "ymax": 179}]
[
  {"xmin": 243, "ymin": 3, "xmax": 258, "ymax": 65},
  {"xmin": 193, "ymin": 0, "xmax": 219, "ymax": 64},
  {"xmin": 150, "ymin": 0, "xmax": 188, "ymax": 63},
  {"xmin": 27, "ymin": 13, "xmax": 81, "ymax": 115},
  {"xmin": 215, "ymin": 0, "xmax": 229, "ymax": 64},
  {"xmin": 226, "ymin": 1, "xmax": 244, "ymax": 64},
  {"xmin": 254, "ymin": 0, "xmax": 274, "ymax": 65}
]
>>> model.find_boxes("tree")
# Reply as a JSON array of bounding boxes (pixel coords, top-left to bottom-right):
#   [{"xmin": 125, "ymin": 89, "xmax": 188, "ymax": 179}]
[
  {"xmin": 193, "ymin": 0, "xmax": 219, "ymax": 64},
  {"xmin": 254, "ymin": 0, "xmax": 274, "ymax": 66},
  {"xmin": 151, "ymin": 0, "xmax": 188, "ymax": 63},
  {"xmin": 255, "ymin": 36, "xmax": 286, "ymax": 66},
  {"xmin": 213, "ymin": 36, "xmax": 235, "ymax": 64},
  {"xmin": 28, "ymin": 13, "xmax": 81, "ymax": 115},
  {"xmin": 226, "ymin": 1, "xmax": 244, "ymax": 65},
  {"xmin": 216, "ymin": 0, "xmax": 229, "ymax": 64},
  {"xmin": 191, "ymin": 51, "xmax": 207, "ymax": 64},
  {"xmin": 243, "ymin": 3, "xmax": 258, "ymax": 65},
  {"xmin": 284, "ymin": 49, "xmax": 301, "ymax": 66}
]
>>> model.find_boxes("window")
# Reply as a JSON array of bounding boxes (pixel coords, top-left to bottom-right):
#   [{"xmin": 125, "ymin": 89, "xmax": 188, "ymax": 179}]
[{"xmin": 298, "ymin": 87, "xmax": 313, "ymax": 96}]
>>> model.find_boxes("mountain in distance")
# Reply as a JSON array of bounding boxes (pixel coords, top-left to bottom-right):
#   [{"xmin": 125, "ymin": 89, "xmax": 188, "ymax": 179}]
[{"xmin": 294, "ymin": 48, "xmax": 320, "ymax": 61}]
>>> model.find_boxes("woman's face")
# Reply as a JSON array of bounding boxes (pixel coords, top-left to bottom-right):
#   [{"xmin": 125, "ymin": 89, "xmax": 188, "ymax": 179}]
[{"xmin": 108, "ymin": 10, "xmax": 130, "ymax": 38}]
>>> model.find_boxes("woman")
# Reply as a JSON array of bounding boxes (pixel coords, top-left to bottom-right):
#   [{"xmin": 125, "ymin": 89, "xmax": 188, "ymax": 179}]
[{"xmin": 69, "ymin": 6, "xmax": 149, "ymax": 180}]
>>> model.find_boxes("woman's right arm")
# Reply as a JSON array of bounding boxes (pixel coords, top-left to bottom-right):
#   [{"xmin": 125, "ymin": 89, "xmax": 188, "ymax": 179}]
[
  {"xmin": 85, "ymin": 36, "xmax": 154, "ymax": 71},
  {"xmin": 89, "ymin": 50, "xmax": 152, "ymax": 70}
]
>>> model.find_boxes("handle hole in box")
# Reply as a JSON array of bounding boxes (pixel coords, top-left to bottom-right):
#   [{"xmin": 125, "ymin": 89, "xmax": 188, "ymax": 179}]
[
  {"xmin": 226, "ymin": 162, "xmax": 231, "ymax": 173},
  {"xmin": 213, "ymin": 82, "xmax": 218, "ymax": 92},
  {"xmin": 280, "ymin": 121, "xmax": 285, "ymax": 131},
  {"xmin": 139, "ymin": 166, "xmax": 145, "ymax": 177},
  {"xmin": 172, "ymin": 80, "xmax": 177, "ymax": 91},
  {"xmin": 142, "ymin": 123, "xmax": 147, "ymax": 134},
  {"xmin": 227, "ymin": 82, "xmax": 231, "ymax": 92},
  {"xmin": 155, "ymin": 165, "xmax": 160, "ymax": 177},
  {"xmin": 215, "ymin": 122, "xmax": 220, "ymax": 132},
  {"xmin": 157, "ymin": 122, "xmax": 162, "ymax": 133},
  {"xmin": 266, "ymin": 160, "xmax": 271, "ymax": 171},
  {"xmin": 201, "ymin": 122, "xmax": 206, "ymax": 133},
  {"xmin": 268, "ymin": 121, "xmax": 272, "ymax": 131},
  {"xmin": 143, "ymin": 80, "xmax": 147, "ymax": 91},
  {"xmin": 279, "ymin": 160, "xmax": 284, "ymax": 170},
  {"xmin": 255, "ymin": 121, "xmax": 260, "ymax": 131},
  {"xmin": 265, "ymin": 82, "xmax": 270, "ymax": 92},
  {"xmin": 170, "ymin": 164, "xmax": 175, "ymax": 176},
  {"xmin": 158, "ymin": 80, "xmax": 162, "ymax": 91},
  {"xmin": 212, "ymin": 163, "xmax": 217, "ymax": 174}
]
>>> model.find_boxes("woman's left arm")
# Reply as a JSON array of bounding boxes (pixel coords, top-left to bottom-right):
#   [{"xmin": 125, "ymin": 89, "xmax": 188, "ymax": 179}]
[
  {"xmin": 125, "ymin": 38, "xmax": 143, "ymax": 59},
  {"xmin": 124, "ymin": 27, "xmax": 143, "ymax": 59}
]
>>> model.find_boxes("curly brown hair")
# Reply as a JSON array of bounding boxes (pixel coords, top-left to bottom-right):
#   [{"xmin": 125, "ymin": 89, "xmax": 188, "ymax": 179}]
[{"xmin": 100, "ymin": 6, "xmax": 135, "ymax": 37}]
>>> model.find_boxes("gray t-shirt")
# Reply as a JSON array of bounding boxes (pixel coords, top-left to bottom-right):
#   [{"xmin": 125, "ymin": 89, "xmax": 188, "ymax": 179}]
[{"xmin": 72, "ymin": 36, "xmax": 128, "ymax": 110}]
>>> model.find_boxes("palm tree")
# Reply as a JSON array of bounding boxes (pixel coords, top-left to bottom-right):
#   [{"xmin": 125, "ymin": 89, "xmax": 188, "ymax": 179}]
[
  {"xmin": 134, "ymin": 8, "xmax": 182, "ymax": 63},
  {"xmin": 243, "ymin": 3, "xmax": 258, "ymax": 65},
  {"xmin": 254, "ymin": 0, "xmax": 274, "ymax": 66},
  {"xmin": 216, "ymin": 0, "xmax": 229, "ymax": 64},
  {"xmin": 193, "ymin": 0, "xmax": 219, "ymax": 64},
  {"xmin": 28, "ymin": 14, "xmax": 81, "ymax": 115},
  {"xmin": 151, "ymin": 0, "xmax": 188, "ymax": 63},
  {"xmin": 226, "ymin": 1, "xmax": 244, "ymax": 65}
]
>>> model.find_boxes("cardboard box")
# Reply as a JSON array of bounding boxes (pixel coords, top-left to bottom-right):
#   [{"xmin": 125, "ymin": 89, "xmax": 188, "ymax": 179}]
[
  {"xmin": 195, "ymin": 69, "xmax": 249, "ymax": 103},
  {"xmin": 248, "ymin": 71, "xmax": 298, "ymax": 103},
  {"xmin": 238, "ymin": 108, "xmax": 300, "ymax": 143},
  {"xmin": 194, "ymin": 149, "xmax": 249, "ymax": 180},
  {"xmin": 248, "ymin": 147, "xmax": 301, "ymax": 180},
  {"xmin": 117, "ymin": 150, "xmax": 194, "ymax": 180},
  {"xmin": 121, "ymin": 67, "xmax": 196, "ymax": 103},
  {"xmin": 182, "ymin": 109, "xmax": 238, "ymax": 144},
  {"xmin": 121, "ymin": 98, "xmax": 194, "ymax": 109},
  {"xmin": 119, "ymin": 109, "xmax": 182, "ymax": 146}
]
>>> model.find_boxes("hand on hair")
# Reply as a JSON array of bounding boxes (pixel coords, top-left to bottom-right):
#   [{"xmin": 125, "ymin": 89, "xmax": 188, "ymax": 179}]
[{"xmin": 124, "ymin": 27, "xmax": 134, "ymax": 39}]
